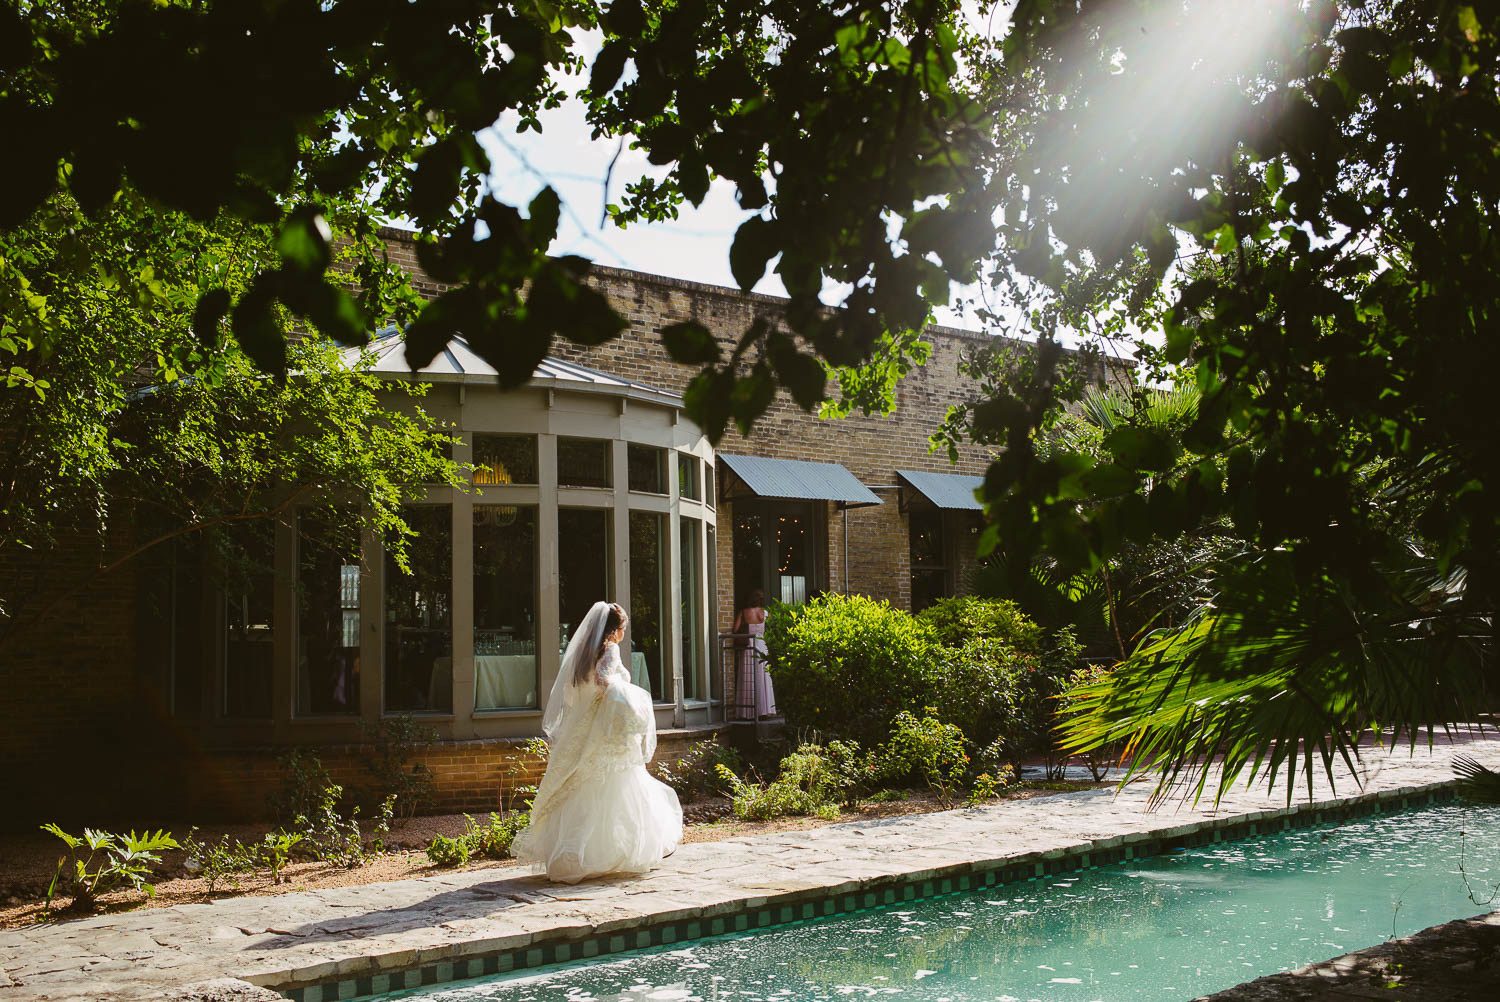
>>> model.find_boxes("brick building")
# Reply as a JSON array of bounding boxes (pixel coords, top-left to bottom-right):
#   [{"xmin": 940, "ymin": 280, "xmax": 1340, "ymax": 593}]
[{"xmin": 1, "ymin": 229, "xmax": 1121, "ymax": 824}]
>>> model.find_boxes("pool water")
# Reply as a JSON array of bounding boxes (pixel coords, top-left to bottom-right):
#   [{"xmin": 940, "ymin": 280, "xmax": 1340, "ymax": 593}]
[{"xmin": 377, "ymin": 804, "xmax": 1500, "ymax": 1002}]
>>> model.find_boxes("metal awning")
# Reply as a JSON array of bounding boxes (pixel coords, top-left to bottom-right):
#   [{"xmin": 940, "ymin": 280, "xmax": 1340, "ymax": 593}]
[
  {"xmin": 897, "ymin": 469, "xmax": 985, "ymax": 511},
  {"xmin": 717, "ymin": 454, "xmax": 882, "ymax": 508}
]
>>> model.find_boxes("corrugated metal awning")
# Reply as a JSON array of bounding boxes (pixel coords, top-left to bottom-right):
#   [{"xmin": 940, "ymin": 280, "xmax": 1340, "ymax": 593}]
[
  {"xmin": 897, "ymin": 469, "xmax": 985, "ymax": 511},
  {"xmin": 718, "ymin": 454, "xmax": 882, "ymax": 508}
]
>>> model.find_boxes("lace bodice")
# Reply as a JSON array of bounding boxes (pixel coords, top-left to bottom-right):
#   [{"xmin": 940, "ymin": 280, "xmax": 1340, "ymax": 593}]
[{"xmin": 593, "ymin": 641, "xmax": 631, "ymax": 687}]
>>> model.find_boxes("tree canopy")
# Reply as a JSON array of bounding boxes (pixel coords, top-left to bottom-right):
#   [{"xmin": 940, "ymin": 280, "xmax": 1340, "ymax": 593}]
[{"xmin": 5, "ymin": 0, "xmax": 1500, "ymax": 791}]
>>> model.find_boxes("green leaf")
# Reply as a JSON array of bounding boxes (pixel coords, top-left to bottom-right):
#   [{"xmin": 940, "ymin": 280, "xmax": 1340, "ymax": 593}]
[
  {"xmin": 729, "ymin": 216, "xmax": 776, "ymax": 291},
  {"xmin": 661, "ymin": 320, "xmax": 720, "ymax": 364},
  {"xmin": 275, "ymin": 206, "xmax": 332, "ymax": 275},
  {"xmin": 230, "ymin": 276, "xmax": 287, "ymax": 377},
  {"xmin": 526, "ymin": 187, "xmax": 562, "ymax": 250},
  {"xmin": 589, "ymin": 41, "xmax": 630, "ymax": 97},
  {"xmin": 192, "ymin": 288, "xmax": 231, "ymax": 350}
]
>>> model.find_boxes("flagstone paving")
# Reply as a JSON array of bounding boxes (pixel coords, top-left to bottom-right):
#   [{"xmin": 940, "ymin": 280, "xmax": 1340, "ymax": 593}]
[{"xmin": 3, "ymin": 734, "xmax": 1497, "ymax": 1002}]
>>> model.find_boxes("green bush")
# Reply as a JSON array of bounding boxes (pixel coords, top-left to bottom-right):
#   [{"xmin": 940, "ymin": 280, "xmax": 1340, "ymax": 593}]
[
  {"xmin": 425, "ymin": 811, "xmax": 530, "ymax": 867},
  {"xmin": 653, "ymin": 735, "xmax": 743, "ymax": 800},
  {"xmin": 716, "ymin": 740, "xmax": 866, "ymax": 821},
  {"xmin": 765, "ymin": 594, "xmax": 942, "ymax": 747},
  {"xmin": 293, "ymin": 782, "xmax": 394, "ymax": 867},
  {"xmin": 872, "ymin": 711, "xmax": 970, "ymax": 803},
  {"xmin": 964, "ymin": 765, "xmax": 1018, "ymax": 807},
  {"xmin": 768, "ymin": 594, "xmax": 1080, "ymax": 766},
  {"xmin": 917, "ymin": 596, "xmax": 1043, "ymax": 653}
]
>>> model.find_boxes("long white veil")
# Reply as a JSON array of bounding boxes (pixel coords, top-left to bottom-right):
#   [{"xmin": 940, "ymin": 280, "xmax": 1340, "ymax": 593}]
[{"xmin": 541, "ymin": 600, "xmax": 612, "ymax": 739}]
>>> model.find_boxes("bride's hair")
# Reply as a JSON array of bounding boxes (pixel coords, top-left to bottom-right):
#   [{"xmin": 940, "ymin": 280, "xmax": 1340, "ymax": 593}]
[{"xmin": 598, "ymin": 603, "xmax": 628, "ymax": 659}]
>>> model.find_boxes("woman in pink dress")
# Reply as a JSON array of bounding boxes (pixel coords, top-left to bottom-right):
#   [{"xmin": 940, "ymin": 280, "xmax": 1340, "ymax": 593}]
[{"xmin": 732, "ymin": 589, "xmax": 775, "ymax": 719}]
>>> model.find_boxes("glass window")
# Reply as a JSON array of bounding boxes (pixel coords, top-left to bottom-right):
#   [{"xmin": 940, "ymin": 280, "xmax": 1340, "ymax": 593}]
[
  {"xmin": 704, "ymin": 462, "xmax": 715, "ymax": 507},
  {"xmin": 627, "ymin": 444, "xmax": 667, "ymax": 494},
  {"xmin": 707, "ymin": 525, "xmax": 721, "ymax": 701},
  {"xmin": 629, "ymin": 511, "xmax": 668, "ymax": 702},
  {"xmin": 909, "ymin": 508, "xmax": 949, "ymax": 612},
  {"xmin": 678, "ymin": 453, "xmax": 700, "ymax": 501},
  {"xmin": 473, "ymin": 434, "xmax": 537, "ymax": 485},
  {"xmin": 680, "ymin": 518, "xmax": 702, "ymax": 700},
  {"xmin": 474, "ymin": 504, "xmax": 538, "ymax": 709},
  {"xmin": 384, "ymin": 506, "xmax": 453, "ymax": 714},
  {"xmin": 558, "ymin": 437, "xmax": 611, "ymax": 488},
  {"xmin": 224, "ymin": 521, "xmax": 274, "ymax": 719},
  {"xmin": 773, "ymin": 508, "xmax": 812, "ymax": 604},
  {"xmin": 296, "ymin": 510, "xmax": 362, "ymax": 716},
  {"xmin": 559, "ymin": 508, "xmax": 611, "ymax": 652},
  {"xmin": 733, "ymin": 509, "xmax": 764, "ymax": 612},
  {"xmin": 136, "ymin": 535, "xmax": 204, "ymax": 719}
]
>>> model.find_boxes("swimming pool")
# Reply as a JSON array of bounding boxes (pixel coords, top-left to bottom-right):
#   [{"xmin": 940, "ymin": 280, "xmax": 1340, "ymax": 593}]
[{"xmin": 367, "ymin": 803, "xmax": 1500, "ymax": 1002}]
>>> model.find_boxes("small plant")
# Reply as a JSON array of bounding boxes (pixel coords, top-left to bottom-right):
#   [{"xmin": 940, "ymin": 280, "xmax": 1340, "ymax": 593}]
[
  {"xmin": 501, "ymin": 738, "xmax": 549, "ymax": 814},
  {"xmin": 425, "ymin": 811, "xmax": 531, "ymax": 867},
  {"xmin": 360, "ymin": 715, "xmax": 439, "ymax": 818},
  {"xmin": 181, "ymin": 828, "xmax": 257, "ymax": 894},
  {"xmin": 716, "ymin": 740, "xmax": 866, "ymax": 821},
  {"xmin": 258, "ymin": 829, "xmax": 304, "ymax": 884},
  {"xmin": 293, "ymin": 783, "xmax": 393, "ymax": 867},
  {"xmin": 269, "ymin": 749, "xmax": 336, "ymax": 825},
  {"xmin": 873, "ymin": 711, "xmax": 970, "ymax": 804},
  {"xmin": 963, "ymin": 765, "xmax": 1017, "ymax": 807},
  {"xmin": 653, "ymin": 736, "xmax": 744, "ymax": 800},
  {"xmin": 865, "ymin": 789, "xmax": 908, "ymax": 803},
  {"xmin": 41, "ymin": 824, "xmax": 180, "ymax": 912}
]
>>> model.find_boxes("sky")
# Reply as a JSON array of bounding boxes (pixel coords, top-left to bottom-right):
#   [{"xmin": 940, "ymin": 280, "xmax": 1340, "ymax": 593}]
[{"xmin": 474, "ymin": 3, "xmax": 1021, "ymax": 335}]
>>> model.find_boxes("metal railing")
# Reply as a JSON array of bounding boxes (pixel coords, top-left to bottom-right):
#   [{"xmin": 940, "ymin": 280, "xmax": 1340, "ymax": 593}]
[{"xmin": 717, "ymin": 632, "xmax": 780, "ymax": 737}]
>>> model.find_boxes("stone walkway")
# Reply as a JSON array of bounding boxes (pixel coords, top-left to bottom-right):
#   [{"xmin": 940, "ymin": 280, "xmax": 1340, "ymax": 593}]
[{"xmin": 3, "ymin": 735, "xmax": 1498, "ymax": 1002}]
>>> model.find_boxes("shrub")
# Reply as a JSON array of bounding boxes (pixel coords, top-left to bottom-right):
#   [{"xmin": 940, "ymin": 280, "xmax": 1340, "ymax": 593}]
[
  {"xmin": 716, "ymin": 740, "xmax": 866, "ymax": 821},
  {"xmin": 872, "ymin": 711, "xmax": 970, "ymax": 803},
  {"xmin": 501, "ymin": 737, "xmax": 549, "ymax": 814},
  {"xmin": 359, "ymin": 715, "xmax": 438, "ymax": 818},
  {"xmin": 41, "ymin": 825, "xmax": 179, "ymax": 912},
  {"xmin": 964, "ymin": 765, "xmax": 1017, "ymax": 807},
  {"xmin": 653, "ymin": 736, "xmax": 743, "ymax": 800},
  {"xmin": 916, "ymin": 596, "xmax": 1044, "ymax": 653},
  {"xmin": 425, "ymin": 811, "xmax": 530, "ymax": 867},
  {"xmin": 181, "ymin": 828, "xmax": 257, "ymax": 894},
  {"xmin": 293, "ymin": 782, "xmax": 394, "ymax": 867},
  {"xmin": 1059, "ymin": 664, "xmax": 1116, "ymax": 781},
  {"xmin": 269, "ymin": 749, "xmax": 336, "ymax": 825},
  {"xmin": 765, "ymin": 594, "xmax": 942, "ymax": 746}
]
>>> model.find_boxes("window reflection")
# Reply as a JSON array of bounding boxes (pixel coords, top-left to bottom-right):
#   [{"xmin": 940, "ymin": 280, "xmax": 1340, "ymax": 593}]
[
  {"xmin": 627, "ymin": 444, "xmax": 667, "ymax": 493},
  {"xmin": 559, "ymin": 508, "xmax": 611, "ymax": 652},
  {"xmin": 680, "ymin": 518, "xmax": 702, "ymax": 700},
  {"xmin": 629, "ymin": 511, "xmax": 668, "ymax": 702},
  {"xmin": 558, "ymin": 437, "xmax": 611, "ymax": 488},
  {"xmin": 908, "ymin": 508, "xmax": 949, "ymax": 612},
  {"xmin": 297, "ymin": 510, "xmax": 361, "ymax": 715},
  {"xmin": 224, "ymin": 521, "xmax": 274, "ymax": 718},
  {"xmin": 384, "ymin": 506, "xmax": 452, "ymax": 714},
  {"xmin": 473, "ymin": 504, "xmax": 538, "ymax": 709},
  {"xmin": 678, "ymin": 454, "xmax": 700, "ymax": 501},
  {"xmin": 473, "ymin": 434, "xmax": 537, "ymax": 485}
]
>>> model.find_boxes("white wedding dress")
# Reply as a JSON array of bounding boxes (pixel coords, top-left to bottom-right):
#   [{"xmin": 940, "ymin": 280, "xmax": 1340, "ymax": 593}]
[{"xmin": 513, "ymin": 636, "xmax": 682, "ymax": 884}]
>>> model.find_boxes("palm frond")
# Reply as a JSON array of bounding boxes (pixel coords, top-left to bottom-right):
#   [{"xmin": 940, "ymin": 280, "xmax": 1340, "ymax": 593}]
[
  {"xmin": 1454, "ymin": 755, "xmax": 1500, "ymax": 804},
  {"xmin": 1059, "ymin": 546, "xmax": 1493, "ymax": 807}
]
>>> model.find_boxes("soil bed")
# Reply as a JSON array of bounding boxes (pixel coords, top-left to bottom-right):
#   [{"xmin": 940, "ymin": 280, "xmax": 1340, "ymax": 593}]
[{"xmin": 0, "ymin": 781, "xmax": 1096, "ymax": 930}]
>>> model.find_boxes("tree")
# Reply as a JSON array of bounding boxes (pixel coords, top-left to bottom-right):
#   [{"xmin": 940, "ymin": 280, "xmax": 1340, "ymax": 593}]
[
  {"xmin": 0, "ymin": 188, "xmax": 462, "ymax": 635},
  {"xmin": 2, "ymin": 0, "xmax": 997, "ymax": 436},
  {"xmin": 961, "ymin": 0, "xmax": 1500, "ymax": 800}
]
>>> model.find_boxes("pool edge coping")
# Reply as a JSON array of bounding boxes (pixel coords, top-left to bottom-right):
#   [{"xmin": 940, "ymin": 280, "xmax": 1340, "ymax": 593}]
[{"xmin": 261, "ymin": 780, "xmax": 1459, "ymax": 1001}]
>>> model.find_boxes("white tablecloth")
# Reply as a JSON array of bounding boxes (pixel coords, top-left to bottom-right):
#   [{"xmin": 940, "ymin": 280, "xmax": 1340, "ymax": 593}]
[
  {"xmin": 631, "ymin": 651, "xmax": 650, "ymax": 690},
  {"xmin": 476, "ymin": 655, "xmax": 537, "ymax": 709}
]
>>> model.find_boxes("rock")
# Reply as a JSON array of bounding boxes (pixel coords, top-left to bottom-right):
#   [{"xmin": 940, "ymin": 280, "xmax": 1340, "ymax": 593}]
[{"xmin": 170, "ymin": 978, "xmax": 283, "ymax": 1002}]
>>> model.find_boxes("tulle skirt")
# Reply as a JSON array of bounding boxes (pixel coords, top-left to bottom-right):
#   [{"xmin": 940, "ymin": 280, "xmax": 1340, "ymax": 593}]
[{"xmin": 515, "ymin": 762, "xmax": 683, "ymax": 884}]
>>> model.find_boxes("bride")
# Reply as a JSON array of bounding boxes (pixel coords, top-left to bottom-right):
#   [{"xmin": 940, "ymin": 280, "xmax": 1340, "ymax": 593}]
[{"xmin": 513, "ymin": 601, "xmax": 683, "ymax": 883}]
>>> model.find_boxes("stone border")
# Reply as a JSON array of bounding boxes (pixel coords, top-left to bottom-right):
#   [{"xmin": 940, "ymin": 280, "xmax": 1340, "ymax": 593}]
[{"xmin": 270, "ymin": 784, "xmax": 1457, "ymax": 1001}]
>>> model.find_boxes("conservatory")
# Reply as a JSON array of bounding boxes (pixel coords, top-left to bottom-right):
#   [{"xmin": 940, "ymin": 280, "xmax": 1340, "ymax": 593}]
[{"xmin": 214, "ymin": 329, "xmax": 721, "ymax": 747}]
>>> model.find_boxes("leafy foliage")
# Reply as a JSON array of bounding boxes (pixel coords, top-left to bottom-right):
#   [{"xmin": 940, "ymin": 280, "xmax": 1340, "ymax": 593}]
[
  {"xmin": 293, "ymin": 783, "xmax": 395, "ymax": 867},
  {"xmin": 715, "ymin": 740, "xmax": 867, "ymax": 821},
  {"xmin": 181, "ymin": 826, "xmax": 304, "ymax": 892},
  {"xmin": 871, "ymin": 711, "xmax": 969, "ymax": 804},
  {"xmin": 359, "ymin": 715, "xmax": 439, "ymax": 819},
  {"xmin": 41, "ymin": 824, "xmax": 179, "ymax": 912},
  {"xmin": 425, "ymin": 812, "xmax": 530, "ymax": 867},
  {"xmin": 652, "ymin": 735, "xmax": 743, "ymax": 800}
]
